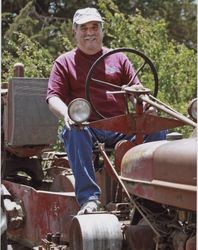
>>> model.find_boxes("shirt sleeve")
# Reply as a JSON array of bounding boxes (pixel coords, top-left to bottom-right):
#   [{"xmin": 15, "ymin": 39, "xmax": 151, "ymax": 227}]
[{"xmin": 46, "ymin": 58, "xmax": 70, "ymax": 104}]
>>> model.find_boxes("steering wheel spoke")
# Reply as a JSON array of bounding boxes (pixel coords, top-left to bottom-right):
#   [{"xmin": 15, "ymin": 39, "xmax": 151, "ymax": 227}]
[
  {"xmin": 91, "ymin": 78, "xmax": 122, "ymax": 90},
  {"xmin": 128, "ymin": 61, "xmax": 147, "ymax": 86}
]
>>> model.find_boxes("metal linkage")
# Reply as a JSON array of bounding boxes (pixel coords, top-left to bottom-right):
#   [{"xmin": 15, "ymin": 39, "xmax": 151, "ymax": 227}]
[
  {"xmin": 97, "ymin": 143, "xmax": 161, "ymax": 240},
  {"xmin": 140, "ymin": 94, "xmax": 197, "ymax": 128}
]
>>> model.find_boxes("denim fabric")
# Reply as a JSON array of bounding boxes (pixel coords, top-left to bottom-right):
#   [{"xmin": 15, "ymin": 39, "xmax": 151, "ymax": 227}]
[{"xmin": 61, "ymin": 127, "xmax": 167, "ymax": 206}]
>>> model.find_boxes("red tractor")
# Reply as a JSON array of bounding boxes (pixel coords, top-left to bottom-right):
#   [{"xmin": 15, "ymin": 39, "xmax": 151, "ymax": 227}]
[{"xmin": 1, "ymin": 48, "xmax": 197, "ymax": 250}]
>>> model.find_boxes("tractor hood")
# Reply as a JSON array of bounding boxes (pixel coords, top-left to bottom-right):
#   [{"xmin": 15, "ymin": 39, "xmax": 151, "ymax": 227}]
[{"xmin": 120, "ymin": 137, "xmax": 197, "ymax": 211}]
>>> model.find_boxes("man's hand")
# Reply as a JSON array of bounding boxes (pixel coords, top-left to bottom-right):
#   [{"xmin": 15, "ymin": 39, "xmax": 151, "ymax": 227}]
[
  {"xmin": 145, "ymin": 105, "xmax": 158, "ymax": 116},
  {"xmin": 64, "ymin": 115, "xmax": 73, "ymax": 130},
  {"xmin": 143, "ymin": 95, "xmax": 158, "ymax": 116},
  {"xmin": 48, "ymin": 97, "xmax": 73, "ymax": 129}
]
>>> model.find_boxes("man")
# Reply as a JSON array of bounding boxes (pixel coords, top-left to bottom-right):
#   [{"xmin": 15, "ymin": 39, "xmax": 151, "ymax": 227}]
[{"xmin": 47, "ymin": 7, "xmax": 166, "ymax": 215}]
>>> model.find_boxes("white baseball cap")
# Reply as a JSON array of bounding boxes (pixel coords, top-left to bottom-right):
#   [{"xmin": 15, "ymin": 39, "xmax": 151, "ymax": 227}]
[{"xmin": 73, "ymin": 7, "xmax": 103, "ymax": 25}]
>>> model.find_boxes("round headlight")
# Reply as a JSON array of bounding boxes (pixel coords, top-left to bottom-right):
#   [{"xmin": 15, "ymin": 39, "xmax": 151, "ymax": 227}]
[
  {"xmin": 68, "ymin": 98, "xmax": 91, "ymax": 123},
  {"xmin": 188, "ymin": 98, "xmax": 197, "ymax": 122}
]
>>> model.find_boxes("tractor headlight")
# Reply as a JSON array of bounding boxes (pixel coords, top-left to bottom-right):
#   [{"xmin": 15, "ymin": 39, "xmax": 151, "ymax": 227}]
[
  {"xmin": 68, "ymin": 98, "xmax": 91, "ymax": 123},
  {"xmin": 188, "ymin": 98, "xmax": 197, "ymax": 122}
]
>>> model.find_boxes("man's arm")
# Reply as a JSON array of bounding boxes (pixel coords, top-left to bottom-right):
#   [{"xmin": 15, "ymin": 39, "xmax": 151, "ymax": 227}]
[{"xmin": 48, "ymin": 96, "xmax": 71, "ymax": 129}]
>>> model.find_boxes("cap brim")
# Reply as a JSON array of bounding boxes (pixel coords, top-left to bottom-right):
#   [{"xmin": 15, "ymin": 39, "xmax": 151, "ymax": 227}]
[{"xmin": 75, "ymin": 16, "xmax": 103, "ymax": 25}]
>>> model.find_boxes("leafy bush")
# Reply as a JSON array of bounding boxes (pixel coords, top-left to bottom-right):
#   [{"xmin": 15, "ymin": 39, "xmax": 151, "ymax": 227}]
[{"xmin": 2, "ymin": 32, "xmax": 53, "ymax": 81}]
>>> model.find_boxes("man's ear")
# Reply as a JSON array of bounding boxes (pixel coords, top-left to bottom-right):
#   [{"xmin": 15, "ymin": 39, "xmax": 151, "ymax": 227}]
[{"xmin": 72, "ymin": 28, "xmax": 76, "ymax": 37}]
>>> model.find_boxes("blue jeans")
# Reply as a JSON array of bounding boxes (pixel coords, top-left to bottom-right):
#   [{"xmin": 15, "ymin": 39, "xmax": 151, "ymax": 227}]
[{"xmin": 61, "ymin": 127, "xmax": 167, "ymax": 206}]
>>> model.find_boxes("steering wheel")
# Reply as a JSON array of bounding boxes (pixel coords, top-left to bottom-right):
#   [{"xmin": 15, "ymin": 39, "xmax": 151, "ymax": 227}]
[{"xmin": 85, "ymin": 48, "xmax": 158, "ymax": 119}]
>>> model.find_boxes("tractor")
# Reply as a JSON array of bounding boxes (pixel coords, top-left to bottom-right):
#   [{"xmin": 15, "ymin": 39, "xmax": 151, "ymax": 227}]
[{"xmin": 1, "ymin": 48, "xmax": 197, "ymax": 250}]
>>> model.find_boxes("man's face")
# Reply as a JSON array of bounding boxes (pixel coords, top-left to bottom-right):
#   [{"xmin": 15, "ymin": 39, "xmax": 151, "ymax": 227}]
[{"xmin": 74, "ymin": 21, "xmax": 103, "ymax": 55}]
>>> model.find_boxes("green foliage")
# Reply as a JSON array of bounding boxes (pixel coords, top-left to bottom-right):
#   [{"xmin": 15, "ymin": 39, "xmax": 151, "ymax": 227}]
[
  {"xmin": 2, "ymin": 0, "xmax": 197, "ymax": 50},
  {"xmin": 3, "ymin": 1, "xmax": 74, "ymax": 58},
  {"xmin": 130, "ymin": 0, "xmax": 197, "ymax": 50},
  {"xmin": 1, "ymin": 0, "xmax": 196, "ymax": 139},
  {"xmin": 2, "ymin": 32, "xmax": 53, "ymax": 81},
  {"xmin": 4, "ymin": 1, "xmax": 37, "ymax": 41},
  {"xmin": 31, "ymin": 21, "xmax": 74, "ymax": 56}
]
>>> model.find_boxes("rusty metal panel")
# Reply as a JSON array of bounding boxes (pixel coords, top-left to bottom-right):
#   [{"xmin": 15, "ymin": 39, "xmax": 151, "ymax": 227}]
[
  {"xmin": 154, "ymin": 138, "xmax": 197, "ymax": 185},
  {"xmin": 121, "ymin": 178, "xmax": 196, "ymax": 211},
  {"xmin": 121, "ymin": 141, "xmax": 167, "ymax": 181},
  {"xmin": 89, "ymin": 113, "xmax": 186, "ymax": 135},
  {"xmin": 7, "ymin": 77, "xmax": 58, "ymax": 146},
  {"xmin": 3, "ymin": 180, "xmax": 79, "ymax": 247},
  {"xmin": 121, "ymin": 138, "xmax": 197, "ymax": 211}
]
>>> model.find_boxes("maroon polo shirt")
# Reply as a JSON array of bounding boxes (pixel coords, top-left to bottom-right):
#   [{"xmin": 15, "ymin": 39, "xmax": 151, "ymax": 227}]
[{"xmin": 47, "ymin": 47, "xmax": 140, "ymax": 121}]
